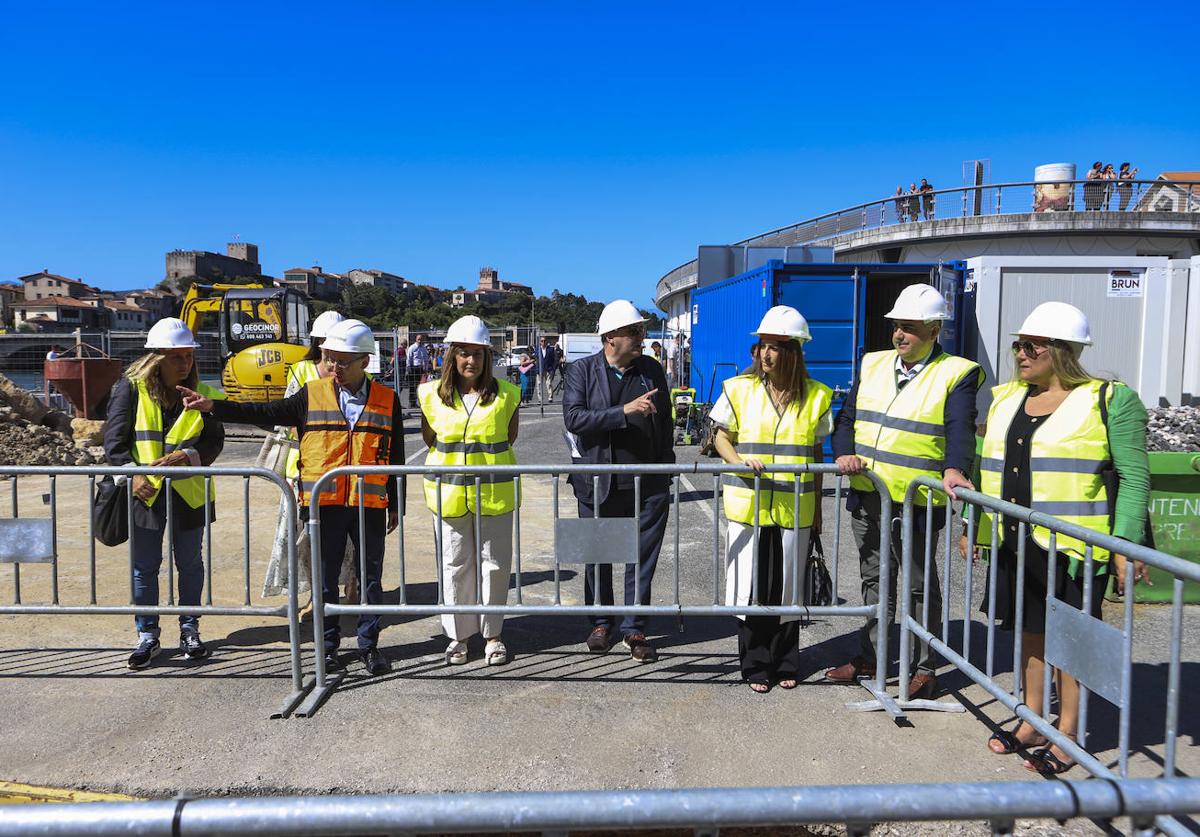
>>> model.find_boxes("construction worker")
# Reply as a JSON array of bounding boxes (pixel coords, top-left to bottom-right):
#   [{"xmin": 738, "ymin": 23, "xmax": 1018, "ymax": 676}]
[
  {"xmin": 180, "ymin": 319, "xmax": 404, "ymax": 677},
  {"xmin": 261, "ymin": 309, "xmax": 345, "ymax": 599},
  {"xmin": 828, "ymin": 283, "xmax": 983, "ymax": 698},
  {"xmin": 102, "ymin": 318, "xmax": 225, "ymax": 669},
  {"xmin": 976, "ymin": 302, "xmax": 1149, "ymax": 774},
  {"xmin": 563, "ymin": 299, "xmax": 674, "ymax": 662},
  {"xmin": 710, "ymin": 306, "xmax": 832, "ymax": 693},
  {"xmin": 419, "ymin": 315, "xmax": 521, "ymax": 666}
]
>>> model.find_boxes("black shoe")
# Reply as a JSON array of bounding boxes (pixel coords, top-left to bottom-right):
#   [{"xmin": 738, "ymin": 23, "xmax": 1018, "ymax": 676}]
[
  {"xmin": 128, "ymin": 637, "xmax": 161, "ymax": 670},
  {"xmin": 323, "ymin": 651, "xmax": 344, "ymax": 672},
  {"xmin": 360, "ymin": 648, "xmax": 391, "ymax": 676},
  {"xmin": 179, "ymin": 631, "xmax": 211, "ymax": 661}
]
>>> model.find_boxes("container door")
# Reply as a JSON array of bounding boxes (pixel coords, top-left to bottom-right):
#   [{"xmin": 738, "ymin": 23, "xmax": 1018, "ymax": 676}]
[
  {"xmin": 776, "ymin": 268, "xmax": 861, "ymax": 395},
  {"xmin": 933, "ymin": 262, "xmax": 968, "ymax": 358}
]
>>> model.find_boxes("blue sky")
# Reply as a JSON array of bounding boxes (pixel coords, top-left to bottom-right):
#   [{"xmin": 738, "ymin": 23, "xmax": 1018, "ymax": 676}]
[{"xmin": 2, "ymin": 1, "xmax": 1196, "ymax": 310}]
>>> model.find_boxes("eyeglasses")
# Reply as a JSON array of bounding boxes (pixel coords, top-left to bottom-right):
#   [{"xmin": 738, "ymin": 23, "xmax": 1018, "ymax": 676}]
[
  {"xmin": 1010, "ymin": 339, "xmax": 1055, "ymax": 357},
  {"xmin": 320, "ymin": 354, "xmax": 363, "ymax": 370},
  {"xmin": 612, "ymin": 324, "xmax": 646, "ymax": 338}
]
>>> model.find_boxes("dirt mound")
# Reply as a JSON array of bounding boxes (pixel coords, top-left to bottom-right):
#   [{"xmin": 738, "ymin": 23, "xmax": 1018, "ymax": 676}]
[{"xmin": 0, "ymin": 407, "xmax": 104, "ymax": 466}]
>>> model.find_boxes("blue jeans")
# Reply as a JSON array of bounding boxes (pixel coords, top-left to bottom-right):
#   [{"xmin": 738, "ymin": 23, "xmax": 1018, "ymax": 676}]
[{"xmin": 132, "ymin": 523, "xmax": 204, "ymax": 638}]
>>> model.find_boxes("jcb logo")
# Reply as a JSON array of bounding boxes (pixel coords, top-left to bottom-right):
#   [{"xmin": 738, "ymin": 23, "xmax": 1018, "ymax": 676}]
[{"xmin": 256, "ymin": 349, "xmax": 282, "ymax": 368}]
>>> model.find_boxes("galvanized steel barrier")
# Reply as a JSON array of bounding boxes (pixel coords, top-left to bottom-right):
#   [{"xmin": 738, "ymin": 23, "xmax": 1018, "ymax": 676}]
[
  {"xmin": 0, "ymin": 465, "xmax": 308, "ymax": 719},
  {"xmin": 298, "ymin": 462, "xmax": 903, "ymax": 717},
  {"xmin": 897, "ymin": 475, "xmax": 1200, "ymax": 836},
  {"xmin": 2, "ymin": 778, "xmax": 1199, "ymax": 836}
]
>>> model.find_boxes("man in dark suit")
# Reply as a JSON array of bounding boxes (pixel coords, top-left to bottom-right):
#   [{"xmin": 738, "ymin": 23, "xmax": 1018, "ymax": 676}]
[
  {"xmin": 563, "ymin": 300, "xmax": 674, "ymax": 662},
  {"xmin": 536, "ymin": 336, "xmax": 558, "ymax": 402}
]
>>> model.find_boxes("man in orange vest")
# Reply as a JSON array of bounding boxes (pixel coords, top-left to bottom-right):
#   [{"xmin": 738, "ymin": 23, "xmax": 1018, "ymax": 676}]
[{"xmin": 180, "ymin": 319, "xmax": 404, "ymax": 676}]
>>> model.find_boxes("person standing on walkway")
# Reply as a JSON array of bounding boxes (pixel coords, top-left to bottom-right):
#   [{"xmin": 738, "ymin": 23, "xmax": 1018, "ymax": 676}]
[
  {"xmin": 420, "ymin": 315, "xmax": 521, "ymax": 667},
  {"xmin": 536, "ymin": 336, "xmax": 558, "ymax": 402},
  {"xmin": 976, "ymin": 302, "xmax": 1149, "ymax": 775},
  {"xmin": 710, "ymin": 306, "xmax": 833, "ymax": 693},
  {"xmin": 919, "ymin": 178, "xmax": 936, "ymax": 220},
  {"xmin": 563, "ymin": 299, "xmax": 674, "ymax": 662},
  {"xmin": 827, "ymin": 284, "xmax": 982, "ymax": 699},
  {"xmin": 1116, "ymin": 162, "xmax": 1138, "ymax": 211},
  {"xmin": 180, "ymin": 319, "xmax": 404, "ymax": 677},
  {"xmin": 406, "ymin": 334, "xmax": 431, "ymax": 408},
  {"xmin": 103, "ymin": 318, "xmax": 225, "ymax": 669}
]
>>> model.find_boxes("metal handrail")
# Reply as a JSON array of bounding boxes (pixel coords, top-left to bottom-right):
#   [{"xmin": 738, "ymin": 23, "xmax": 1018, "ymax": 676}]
[
  {"xmin": 656, "ymin": 177, "xmax": 1200, "ymax": 302},
  {"xmin": 1, "ymin": 778, "xmax": 1197, "ymax": 836}
]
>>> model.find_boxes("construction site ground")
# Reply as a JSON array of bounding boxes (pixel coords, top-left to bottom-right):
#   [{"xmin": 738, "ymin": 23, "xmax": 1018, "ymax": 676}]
[{"xmin": 0, "ymin": 405, "xmax": 1195, "ymax": 822}]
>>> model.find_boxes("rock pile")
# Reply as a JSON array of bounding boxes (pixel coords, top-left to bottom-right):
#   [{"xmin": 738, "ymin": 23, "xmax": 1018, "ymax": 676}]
[
  {"xmin": 1146, "ymin": 406, "xmax": 1200, "ymax": 452},
  {"xmin": 0, "ymin": 407, "xmax": 104, "ymax": 466}
]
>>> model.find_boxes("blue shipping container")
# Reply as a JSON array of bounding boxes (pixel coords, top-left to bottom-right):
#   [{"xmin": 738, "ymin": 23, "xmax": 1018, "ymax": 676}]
[{"xmin": 690, "ymin": 260, "xmax": 967, "ymax": 404}]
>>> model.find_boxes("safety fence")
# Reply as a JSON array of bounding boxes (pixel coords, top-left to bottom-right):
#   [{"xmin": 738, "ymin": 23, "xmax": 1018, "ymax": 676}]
[
  {"xmin": 298, "ymin": 462, "xmax": 901, "ymax": 717},
  {"xmin": 898, "ymin": 476, "xmax": 1200, "ymax": 836},
  {"xmin": 0, "ymin": 465, "xmax": 307, "ymax": 719},
  {"xmin": 1, "ymin": 778, "xmax": 1198, "ymax": 836}
]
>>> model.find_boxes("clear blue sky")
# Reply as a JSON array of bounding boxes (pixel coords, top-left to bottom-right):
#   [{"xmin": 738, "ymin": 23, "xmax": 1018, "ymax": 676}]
[{"xmin": 2, "ymin": 1, "xmax": 1196, "ymax": 310}]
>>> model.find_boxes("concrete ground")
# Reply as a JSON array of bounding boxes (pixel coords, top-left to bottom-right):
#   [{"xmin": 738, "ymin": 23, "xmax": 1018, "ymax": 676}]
[{"xmin": 0, "ymin": 401, "xmax": 1196, "ymax": 824}]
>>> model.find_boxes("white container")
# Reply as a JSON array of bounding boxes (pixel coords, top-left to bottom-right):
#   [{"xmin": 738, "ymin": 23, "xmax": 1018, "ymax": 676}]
[{"xmin": 1034, "ymin": 163, "xmax": 1076, "ymax": 212}]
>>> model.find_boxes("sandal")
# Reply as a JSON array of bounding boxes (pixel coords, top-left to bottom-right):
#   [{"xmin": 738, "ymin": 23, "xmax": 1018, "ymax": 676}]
[
  {"xmin": 1024, "ymin": 747, "xmax": 1074, "ymax": 775},
  {"xmin": 987, "ymin": 722, "xmax": 1046, "ymax": 755},
  {"xmin": 485, "ymin": 638, "xmax": 508, "ymax": 667},
  {"xmin": 777, "ymin": 678, "xmax": 798, "ymax": 690},
  {"xmin": 748, "ymin": 680, "xmax": 771, "ymax": 694},
  {"xmin": 445, "ymin": 640, "xmax": 468, "ymax": 666}
]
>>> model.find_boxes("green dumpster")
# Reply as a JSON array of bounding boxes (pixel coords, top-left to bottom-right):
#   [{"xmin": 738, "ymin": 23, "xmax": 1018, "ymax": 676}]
[{"xmin": 1138, "ymin": 451, "xmax": 1200, "ymax": 603}]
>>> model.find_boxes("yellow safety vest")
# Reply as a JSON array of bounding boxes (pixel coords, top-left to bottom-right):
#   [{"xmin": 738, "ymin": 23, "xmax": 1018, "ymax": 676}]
[
  {"xmin": 978, "ymin": 379, "xmax": 1113, "ymax": 562},
  {"xmin": 132, "ymin": 380, "xmax": 211, "ymax": 509},
  {"xmin": 850, "ymin": 349, "xmax": 981, "ymax": 505},
  {"xmin": 420, "ymin": 379, "xmax": 520, "ymax": 517},
  {"xmin": 283, "ymin": 360, "xmax": 320, "ymax": 479},
  {"xmin": 197, "ymin": 382, "xmax": 227, "ymax": 401},
  {"xmin": 721, "ymin": 375, "xmax": 832, "ymax": 529}
]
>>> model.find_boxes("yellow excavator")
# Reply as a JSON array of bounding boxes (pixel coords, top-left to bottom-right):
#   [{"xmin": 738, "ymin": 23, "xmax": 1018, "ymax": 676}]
[{"xmin": 179, "ymin": 283, "xmax": 313, "ymax": 402}]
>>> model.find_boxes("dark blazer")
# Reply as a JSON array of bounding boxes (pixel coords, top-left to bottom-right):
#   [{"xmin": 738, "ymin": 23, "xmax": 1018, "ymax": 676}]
[{"xmin": 563, "ymin": 350, "xmax": 674, "ymax": 505}]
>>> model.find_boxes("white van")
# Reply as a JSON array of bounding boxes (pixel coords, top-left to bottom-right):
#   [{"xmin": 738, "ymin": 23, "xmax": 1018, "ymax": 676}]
[{"xmin": 558, "ymin": 333, "xmax": 602, "ymax": 365}]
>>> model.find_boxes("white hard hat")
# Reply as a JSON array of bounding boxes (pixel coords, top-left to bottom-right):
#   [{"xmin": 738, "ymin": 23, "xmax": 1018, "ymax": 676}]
[
  {"xmin": 445, "ymin": 315, "xmax": 490, "ymax": 347},
  {"xmin": 884, "ymin": 284, "xmax": 950, "ymax": 322},
  {"xmin": 1014, "ymin": 301, "xmax": 1093, "ymax": 347},
  {"xmin": 597, "ymin": 299, "xmax": 647, "ymax": 336},
  {"xmin": 144, "ymin": 317, "xmax": 200, "ymax": 350},
  {"xmin": 310, "ymin": 310, "xmax": 346, "ymax": 339},
  {"xmin": 320, "ymin": 319, "xmax": 376, "ymax": 354},
  {"xmin": 752, "ymin": 305, "xmax": 812, "ymax": 343}
]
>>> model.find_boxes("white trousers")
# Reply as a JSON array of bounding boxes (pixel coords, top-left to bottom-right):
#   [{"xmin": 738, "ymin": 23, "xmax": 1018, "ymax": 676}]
[
  {"xmin": 436, "ymin": 512, "xmax": 514, "ymax": 641},
  {"xmin": 725, "ymin": 522, "xmax": 810, "ymax": 623}
]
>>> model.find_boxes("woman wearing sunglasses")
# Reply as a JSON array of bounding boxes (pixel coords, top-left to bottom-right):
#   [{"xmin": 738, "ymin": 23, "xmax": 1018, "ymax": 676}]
[{"xmin": 975, "ymin": 301, "xmax": 1150, "ymax": 774}]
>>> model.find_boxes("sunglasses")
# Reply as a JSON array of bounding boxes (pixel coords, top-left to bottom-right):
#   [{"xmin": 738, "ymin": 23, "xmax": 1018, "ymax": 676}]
[
  {"xmin": 1010, "ymin": 339, "xmax": 1056, "ymax": 357},
  {"xmin": 612, "ymin": 324, "xmax": 646, "ymax": 338}
]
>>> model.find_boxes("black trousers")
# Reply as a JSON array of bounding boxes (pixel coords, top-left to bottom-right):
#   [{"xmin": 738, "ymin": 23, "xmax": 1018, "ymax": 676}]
[
  {"xmin": 578, "ymin": 489, "xmax": 670, "ymax": 637},
  {"xmin": 318, "ymin": 506, "xmax": 386, "ymax": 652},
  {"xmin": 737, "ymin": 526, "xmax": 801, "ymax": 683}
]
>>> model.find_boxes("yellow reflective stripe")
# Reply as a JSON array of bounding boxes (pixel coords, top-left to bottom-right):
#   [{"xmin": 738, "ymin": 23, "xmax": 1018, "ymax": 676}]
[
  {"xmin": 855, "ymin": 444, "xmax": 943, "ymax": 472},
  {"xmin": 423, "ymin": 473, "xmax": 515, "ymax": 486},
  {"xmin": 434, "ymin": 440, "xmax": 511, "ymax": 455},
  {"xmin": 736, "ymin": 442, "xmax": 815, "ymax": 457},
  {"xmin": 1032, "ymin": 500, "xmax": 1110, "ymax": 516},
  {"xmin": 721, "ymin": 474, "xmax": 813, "ymax": 493}
]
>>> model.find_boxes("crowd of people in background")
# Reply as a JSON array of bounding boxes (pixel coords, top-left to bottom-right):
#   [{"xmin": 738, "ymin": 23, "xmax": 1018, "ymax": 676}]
[
  {"xmin": 1084, "ymin": 162, "xmax": 1139, "ymax": 211},
  {"xmin": 893, "ymin": 178, "xmax": 936, "ymax": 222}
]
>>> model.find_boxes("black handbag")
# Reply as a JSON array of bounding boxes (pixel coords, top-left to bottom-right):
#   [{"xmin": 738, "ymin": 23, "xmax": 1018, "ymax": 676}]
[
  {"xmin": 94, "ymin": 477, "xmax": 129, "ymax": 547},
  {"xmin": 805, "ymin": 534, "xmax": 834, "ymax": 607}
]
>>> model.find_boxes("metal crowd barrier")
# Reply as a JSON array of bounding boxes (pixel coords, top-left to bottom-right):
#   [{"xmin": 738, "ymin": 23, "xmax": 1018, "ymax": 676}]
[
  {"xmin": 897, "ymin": 475, "xmax": 1200, "ymax": 837},
  {"xmin": 298, "ymin": 462, "xmax": 901, "ymax": 717},
  {"xmin": 3, "ymin": 778, "xmax": 1200, "ymax": 836},
  {"xmin": 0, "ymin": 465, "xmax": 307, "ymax": 719}
]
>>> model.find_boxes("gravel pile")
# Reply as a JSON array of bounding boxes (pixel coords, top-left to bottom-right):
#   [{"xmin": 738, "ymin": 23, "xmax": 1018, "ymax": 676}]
[
  {"xmin": 1146, "ymin": 406, "xmax": 1200, "ymax": 452},
  {"xmin": 0, "ymin": 407, "xmax": 104, "ymax": 466}
]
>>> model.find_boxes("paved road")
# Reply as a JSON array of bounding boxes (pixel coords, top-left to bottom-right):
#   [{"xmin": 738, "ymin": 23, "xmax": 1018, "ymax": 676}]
[{"xmin": 0, "ymin": 402, "xmax": 1195, "ymax": 808}]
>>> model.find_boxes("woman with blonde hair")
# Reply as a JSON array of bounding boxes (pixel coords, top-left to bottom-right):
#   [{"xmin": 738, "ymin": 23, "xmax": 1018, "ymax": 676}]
[
  {"xmin": 420, "ymin": 316, "xmax": 521, "ymax": 666},
  {"xmin": 710, "ymin": 306, "xmax": 832, "ymax": 693},
  {"xmin": 977, "ymin": 301, "xmax": 1150, "ymax": 773},
  {"xmin": 102, "ymin": 318, "xmax": 225, "ymax": 669}
]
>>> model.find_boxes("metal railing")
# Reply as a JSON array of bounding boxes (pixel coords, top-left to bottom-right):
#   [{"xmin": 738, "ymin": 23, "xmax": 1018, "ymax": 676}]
[
  {"xmin": 3, "ymin": 778, "xmax": 1199, "ymax": 836},
  {"xmin": 897, "ymin": 476, "xmax": 1200, "ymax": 836},
  {"xmin": 298, "ymin": 463, "xmax": 902, "ymax": 717},
  {"xmin": 656, "ymin": 177, "xmax": 1200, "ymax": 304},
  {"xmin": 0, "ymin": 465, "xmax": 308, "ymax": 718}
]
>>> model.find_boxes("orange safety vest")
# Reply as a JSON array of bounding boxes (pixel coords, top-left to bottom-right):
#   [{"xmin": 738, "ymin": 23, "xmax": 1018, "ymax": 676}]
[{"xmin": 298, "ymin": 377, "xmax": 397, "ymax": 509}]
